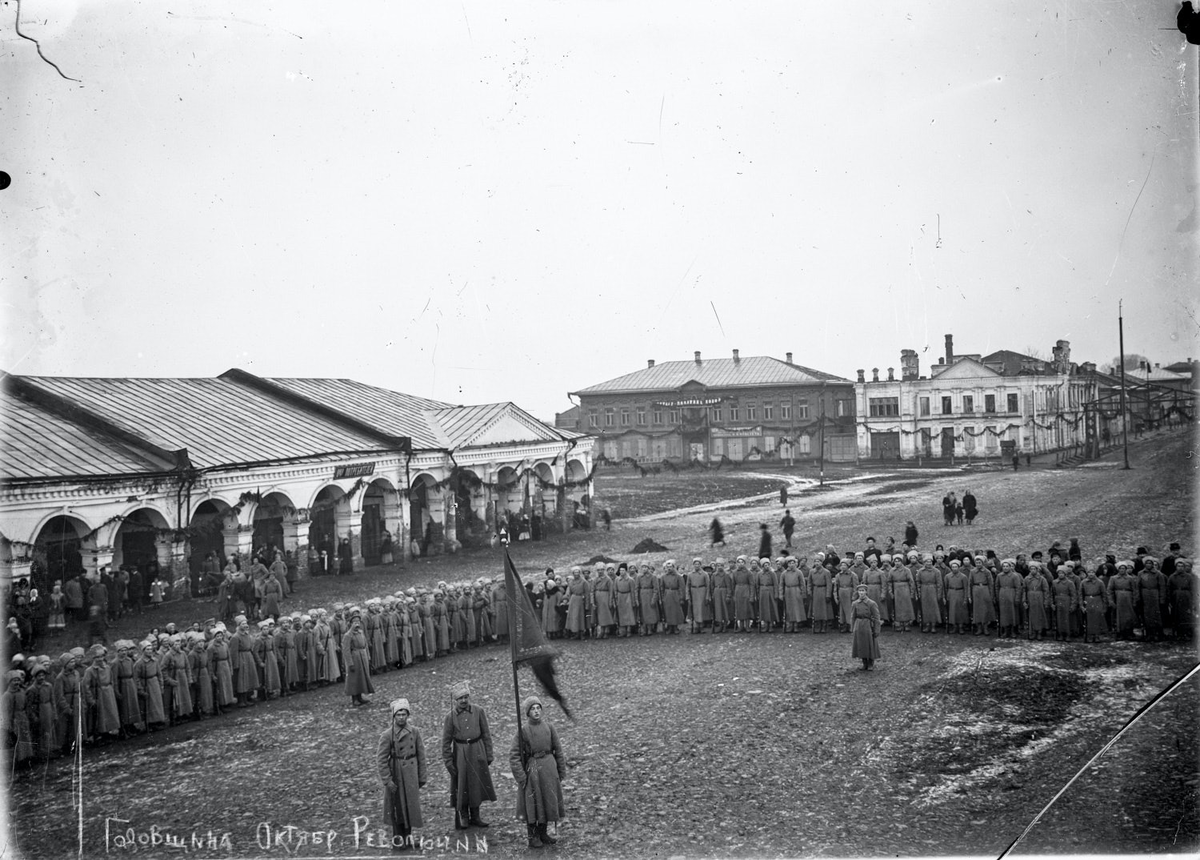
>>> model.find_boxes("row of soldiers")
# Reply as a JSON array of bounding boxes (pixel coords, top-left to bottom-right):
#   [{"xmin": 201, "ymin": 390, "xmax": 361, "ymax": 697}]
[
  {"xmin": 531, "ymin": 550, "xmax": 1197, "ymax": 642},
  {"xmin": 6, "ymin": 545, "xmax": 1193, "ymax": 769},
  {"xmin": 3, "ymin": 579, "xmax": 518, "ymax": 767}
]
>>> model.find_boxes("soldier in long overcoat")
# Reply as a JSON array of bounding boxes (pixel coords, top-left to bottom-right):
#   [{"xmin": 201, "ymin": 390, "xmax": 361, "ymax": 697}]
[
  {"xmin": 442, "ymin": 682, "xmax": 495, "ymax": 830},
  {"xmin": 780, "ymin": 557, "xmax": 807, "ymax": 633},
  {"xmin": 731, "ymin": 556, "xmax": 756, "ymax": 632},
  {"xmin": 809, "ymin": 558, "xmax": 835, "ymax": 633},
  {"xmin": 614, "ymin": 566, "xmax": 637, "ymax": 636},
  {"xmin": 342, "ymin": 612, "xmax": 375, "ymax": 706},
  {"xmin": 635, "ymin": 563, "xmax": 661, "ymax": 635},
  {"xmin": 1138, "ymin": 557, "xmax": 1168, "ymax": 641},
  {"xmin": 378, "ymin": 698, "xmax": 427, "ymax": 850},
  {"xmin": 82, "ymin": 644, "xmax": 120, "ymax": 743},
  {"xmin": 1023, "ymin": 563, "xmax": 1051, "ymax": 640},
  {"xmin": 709, "ymin": 559, "xmax": 733, "ymax": 632},
  {"xmin": 591, "ymin": 565, "xmax": 615, "ymax": 637},
  {"xmin": 510, "ymin": 696, "xmax": 565, "ymax": 849},
  {"xmin": 850, "ymin": 585, "xmax": 882, "ymax": 670},
  {"xmin": 687, "ymin": 558, "xmax": 711, "ymax": 634},
  {"xmin": 660, "ymin": 560, "xmax": 687, "ymax": 634}
]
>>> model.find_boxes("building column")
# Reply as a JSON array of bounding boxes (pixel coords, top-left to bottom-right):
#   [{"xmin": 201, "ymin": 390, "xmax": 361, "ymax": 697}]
[
  {"xmin": 347, "ymin": 523, "xmax": 362, "ymax": 570},
  {"xmin": 82, "ymin": 539, "xmax": 114, "ymax": 581},
  {"xmin": 397, "ymin": 488, "xmax": 412, "ymax": 564},
  {"xmin": 165, "ymin": 536, "xmax": 189, "ymax": 600},
  {"xmin": 283, "ymin": 518, "xmax": 311, "ymax": 578},
  {"xmin": 225, "ymin": 525, "xmax": 254, "ymax": 568},
  {"xmin": 1, "ymin": 558, "xmax": 33, "ymax": 586},
  {"xmin": 441, "ymin": 486, "xmax": 456, "ymax": 550}
]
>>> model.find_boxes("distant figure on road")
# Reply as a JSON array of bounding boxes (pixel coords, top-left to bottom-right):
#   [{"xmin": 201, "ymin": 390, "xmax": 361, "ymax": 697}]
[
  {"xmin": 963, "ymin": 491, "xmax": 978, "ymax": 525},
  {"xmin": 709, "ymin": 518, "xmax": 725, "ymax": 548},
  {"xmin": 942, "ymin": 492, "xmax": 957, "ymax": 526},
  {"xmin": 758, "ymin": 524, "xmax": 772, "ymax": 560},
  {"xmin": 904, "ymin": 521, "xmax": 919, "ymax": 548},
  {"xmin": 600, "ymin": 508, "xmax": 611, "ymax": 531},
  {"xmin": 780, "ymin": 510, "xmax": 796, "ymax": 548},
  {"xmin": 780, "ymin": 485, "xmax": 788, "ymax": 507},
  {"xmin": 1012, "ymin": 454, "xmax": 1019, "ymax": 471}
]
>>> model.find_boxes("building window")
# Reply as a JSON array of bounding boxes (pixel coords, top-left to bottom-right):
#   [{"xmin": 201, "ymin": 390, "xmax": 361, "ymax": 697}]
[
  {"xmin": 963, "ymin": 395, "xmax": 974, "ymax": 414},
  {"xmin": 620, "ymin": 409, "xmax": 630, "ymax": 426},
  {"xmin": 797, "ymin": 435, "xmax": 811, "ymax": 455},
  {"xmin": 653, "ymin": 408, "xmax": 663, "ymax": 425},
  {"xmin": 746, "ymin": 405, "xmax": 757, "ymax": 421},
  {"xmin": 636, "ymin": 408, "xmax": 646, "ymax": 426},
  {"xmin": 984, "ymin": 394, "xmax": 996, "ymax": 413},
  {"xmin": 605, "ymin": 408, "xmax": 615, "ymax": 427},
  {"xmin": 668, "ymin": 408, "xmax": 680, "ymax": 424},
  {"xmin": 797, "ymin": 400, "xmax": 809, "ymax": 419},
  {"xmin": 941, "ymin": 396, "xmax": 953, "ymax": 415},
  {"xmin": 781, "ymin": 403, "xmax": 791, "ymax": 420},
  {"xmin": 709, "ymin": 407, "xmax": 722, "ymax": 423},
  {"xmin": 588, "ymin": 411, "xmax": 598, "ymax": 428},
  {"xmin": 764, "ymin": 434, "xmax": 776, "ymax": 452},
  {"xmin": 730, "ymin": 406, "xmax": 740, "ymax": 422},
  {"xmin": 1007, "ymin": 393, "xmax": 1019, "ymax": 413},
  {"xmin": 763, "ymin": 404, "xmax": 773, "ymax": 421},
  {"xmin": 835, "ymin": 399, "xmax": 851, "ymax": 417},
  {"xmin": 868, "ymin": 397, "xmax": 900, "ymax": 417},
  {"xmin": 919, "ymin": 397, "xmax": 930, "ymax": 416}
]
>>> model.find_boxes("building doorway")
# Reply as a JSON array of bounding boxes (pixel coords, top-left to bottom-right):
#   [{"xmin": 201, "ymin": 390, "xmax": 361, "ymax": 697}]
[{"xmin": 940, "ymin": 427, "xmax": 955, "ymax": 458}]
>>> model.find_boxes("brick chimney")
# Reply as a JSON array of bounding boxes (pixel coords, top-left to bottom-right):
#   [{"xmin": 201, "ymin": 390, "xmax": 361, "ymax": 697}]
[
  {"xmin": 1054, "ymin": 339, "xmax": 1071, "ymax": 374},
  {"xmin": 694, "ymin": 351, "xmax": 702, "ymax": 365},
  {"xmin": 887, "ymin": 367, "xmax": 895, "ymax": 381},
  {"xmin": 647, "ymin": 359, "xmax": 655, "ymax": 368},
  {"xmin": 785, "ymin": 352, "xmax": 793, "ymax": 364},
  {"xmin": 871, "ymin": 368, "xmax": 879, "ymax": 382},
  {"xmin": 732, "ymin": 349, "xmax": 740, "ymax": 363},
  {"xmin": 945, "ymin": 334, "xmax": 954, "ymax": 366},
  {"xmin": 900, "ymin": 348, "xmax": 919, "ymax": 381},
  {"xmin": 856, "ymin": 369, "xmax": 865, "ymax": 383}
]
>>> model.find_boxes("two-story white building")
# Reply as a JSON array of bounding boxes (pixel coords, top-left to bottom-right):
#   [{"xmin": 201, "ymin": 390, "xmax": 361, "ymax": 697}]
[{"xmin": 854, "ymin": 335, "xmax": 1096, "ymax": 462}]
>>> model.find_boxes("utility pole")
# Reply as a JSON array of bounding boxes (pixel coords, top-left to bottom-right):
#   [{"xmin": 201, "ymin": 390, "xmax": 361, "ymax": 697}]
[
  {"xmin": 1119, "ymin": 300, "xmax": 1131, "ymax": 469},
  {"xmin": 818, "ymin": 394, "xmax": 826, "ymax": 486}
]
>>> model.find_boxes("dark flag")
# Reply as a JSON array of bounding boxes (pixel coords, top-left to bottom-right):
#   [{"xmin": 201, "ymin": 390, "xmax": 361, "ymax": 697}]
[{"xmin": 504, "ymin": 549, "xmax": 575, "ymax": 721}]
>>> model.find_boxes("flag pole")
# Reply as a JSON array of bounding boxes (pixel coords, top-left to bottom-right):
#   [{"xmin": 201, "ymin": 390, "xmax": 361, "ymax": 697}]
[{"xmin": 505, "ymin": 546, "xmax": 525, "ymax": 746}]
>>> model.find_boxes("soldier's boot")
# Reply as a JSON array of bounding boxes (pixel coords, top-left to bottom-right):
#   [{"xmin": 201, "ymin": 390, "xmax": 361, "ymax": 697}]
[
  {"xmin": 538, "ymin": 824, "xmax": 556, "ymax": 844},
  {"xmin": 468, "ymin": 807, "xmax": 488, "ymax": 827},
  {"xmin": 527, "ymin": 825, "xmax": 544, "ymax": 848}
]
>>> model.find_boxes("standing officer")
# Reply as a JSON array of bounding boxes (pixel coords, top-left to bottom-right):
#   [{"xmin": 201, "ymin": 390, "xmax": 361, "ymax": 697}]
[
  {"xmin": 378, "ymin": 697, "xmax": 427, "ymax": 851},
  {"xmin": 441, "ymin": 681, "xmax": 495, "ymax": 830}
]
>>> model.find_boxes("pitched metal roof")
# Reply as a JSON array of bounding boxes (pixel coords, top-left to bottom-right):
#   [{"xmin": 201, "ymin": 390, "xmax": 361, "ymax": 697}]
[
  {"xmin": 261, "ymin": 377, "xmax": 452, "ymax": 449},
  {"xmin": 0, "ymin": 390, "xmax": 171, "ymax": 481},
  {"xmin": 979, "ymin": 350, "xmax": 1057, "ymax": 377},
  {"xmin": 571, "ymin": 355, "xmax": 849, "ymax": 395},
  {"xmin": 21, "ymin": 377, "xmax": 390, "ymax": 470},
  {"xmin": 427, "ymin": 403, "xmax": 566, "ymax": 449},
  {"xmin": 2, "ymin": 372, "xmax": 576, "ymax": 482}
]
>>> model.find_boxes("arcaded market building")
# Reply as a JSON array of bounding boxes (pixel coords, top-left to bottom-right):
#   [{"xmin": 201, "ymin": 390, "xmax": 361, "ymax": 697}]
[{"xmin": 0, "ymin": 370, "xmax": 593, "ymax": 589}]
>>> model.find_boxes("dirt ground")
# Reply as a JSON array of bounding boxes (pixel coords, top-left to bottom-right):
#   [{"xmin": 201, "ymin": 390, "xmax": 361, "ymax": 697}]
[{"xmin": 6, "ymin": 427, "xmax": 1197, "ymax": 859}]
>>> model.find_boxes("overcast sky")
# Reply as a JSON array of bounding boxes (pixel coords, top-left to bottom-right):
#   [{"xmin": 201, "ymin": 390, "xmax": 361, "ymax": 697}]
[{"xmin": 4, "ymin": 0, "xmax": 1197, "ymax": 422}]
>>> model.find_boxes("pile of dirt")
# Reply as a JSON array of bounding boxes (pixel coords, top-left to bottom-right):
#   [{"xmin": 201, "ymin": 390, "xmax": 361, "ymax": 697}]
[
  {"xmin": 630, "ymin": 537, "xmax": 669, "ymax": 553},
  {"xmin": 582, "ymin": 554, "xmax": 621, "ymax": 566}
]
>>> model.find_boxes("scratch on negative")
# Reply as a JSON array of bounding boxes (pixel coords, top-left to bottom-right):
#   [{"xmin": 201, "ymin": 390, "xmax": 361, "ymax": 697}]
[
  {"xmin": 14, "ymin": 0, "xmax": 81, "ymax": 83},
  {"xmin": 1105, "ymin": 152, "xmax": 1156, "ymax": 286}
]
